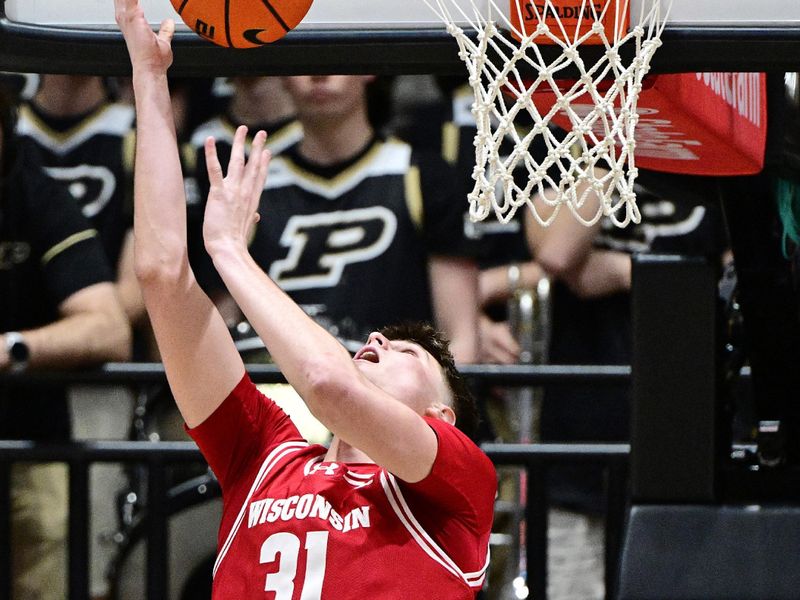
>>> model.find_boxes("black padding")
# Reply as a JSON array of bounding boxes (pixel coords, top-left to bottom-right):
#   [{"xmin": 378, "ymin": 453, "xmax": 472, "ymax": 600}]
[
  {"xmin": 618, "ymin": 504, "xmax": 800, "ymax": 599},
  {"xmin": 631, "ymin": 256, "xmax": 719, "ymax": 502}
]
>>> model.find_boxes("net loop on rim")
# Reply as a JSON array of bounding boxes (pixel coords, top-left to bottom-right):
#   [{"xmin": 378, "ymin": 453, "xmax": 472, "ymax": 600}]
[{"xmin": 423, "ymin": 0, "xmax": 670, "ymax": 227}]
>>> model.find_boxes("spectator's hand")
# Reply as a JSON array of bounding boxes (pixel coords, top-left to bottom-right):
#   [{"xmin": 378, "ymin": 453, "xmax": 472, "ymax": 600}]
[
  {"xmin": 115, "ymin": 0, "xmax": 174, "ymax": 74},
  {"xmin": 203, "ymin": 126, "xmax": 271, "ymax": 257},
  {"xmin": 0, "ymin": 334, "xmax": 9, "ymax": 371},
  {"xmin": 479, "ymin": 315, "xmax": 521, "ymax": 364}
]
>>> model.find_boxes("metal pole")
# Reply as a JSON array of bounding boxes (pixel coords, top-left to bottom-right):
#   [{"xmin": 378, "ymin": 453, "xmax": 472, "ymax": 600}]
[
  {"xmin": 0, "ymin": 463, "xmax": 11, "ymax": 600},
  {"xmin": 68, "ymin": 460, "xmax": 90, "ymax": 600},
  {"xmin": 146, "ymin": 460, "xmax": 169, "ymax": 600}
]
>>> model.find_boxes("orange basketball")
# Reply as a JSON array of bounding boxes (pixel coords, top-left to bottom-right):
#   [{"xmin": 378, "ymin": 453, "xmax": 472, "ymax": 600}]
[{"xmin": 171, "ymin": 0, "xmax": 314, "ymax": 48}]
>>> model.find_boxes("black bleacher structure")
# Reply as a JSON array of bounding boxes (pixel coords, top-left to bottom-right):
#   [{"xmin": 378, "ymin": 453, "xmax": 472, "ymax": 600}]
[{"xmin": 621, "ymin": 87, "xmax": 800, "ymax": 598}]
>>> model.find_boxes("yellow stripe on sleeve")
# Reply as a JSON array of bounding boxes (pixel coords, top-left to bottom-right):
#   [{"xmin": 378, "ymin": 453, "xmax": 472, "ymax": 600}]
[
  {"xmin": 441, "ymin": 122, "xmax": 460, "ymax": 166},
  {"xmin": 404, "ymin": 166, "xmax": 424, "ymax": 232},
  {"xmin": 41, "ymin": 229, "xmax": 98, "ymax": 266}
]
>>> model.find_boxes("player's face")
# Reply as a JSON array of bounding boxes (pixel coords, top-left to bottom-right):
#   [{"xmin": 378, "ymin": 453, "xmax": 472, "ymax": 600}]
[
  {"xmin": 353, "ymin": 331, "xmax": 451, "ymax": 414},
  {"xmin": 282, "ymin": 75, "xmax": 374, "ymax": 125}
]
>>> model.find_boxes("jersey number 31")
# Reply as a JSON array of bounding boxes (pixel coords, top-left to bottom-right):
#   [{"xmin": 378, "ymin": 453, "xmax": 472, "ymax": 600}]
[{"xmin": 260, "ymin": 531, "xmax": 329, "ymax": 599}]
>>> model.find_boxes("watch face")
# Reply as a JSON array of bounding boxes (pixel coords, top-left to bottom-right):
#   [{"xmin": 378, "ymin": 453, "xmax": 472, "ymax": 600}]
[{"xmin": 10, "ymin": 339, "xmax": 29, "ymax": 363}]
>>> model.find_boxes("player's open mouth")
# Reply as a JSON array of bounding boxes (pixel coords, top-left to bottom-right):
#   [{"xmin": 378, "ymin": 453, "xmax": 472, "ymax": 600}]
[{"xmin": 354, "ymin": 347, "xmax": 380, "ymax": 363}]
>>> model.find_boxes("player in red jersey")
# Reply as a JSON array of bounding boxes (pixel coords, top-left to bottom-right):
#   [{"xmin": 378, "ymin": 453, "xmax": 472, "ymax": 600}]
[{"xmin": 114, "ymin": 0, "xmax": 496, "ymax": 597}]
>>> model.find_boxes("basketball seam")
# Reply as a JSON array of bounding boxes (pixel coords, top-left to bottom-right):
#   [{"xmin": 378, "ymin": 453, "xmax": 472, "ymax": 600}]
[
  {"xmin": 259, "ymin": 0, "xmax": 291, "ymax": 32},
  {"xmin": 177, "ymin": 0, "xmax": 190, "ymax": 14},
  {"xmin": 224, "ymin": 0, "xmax": 234, "ymax": 47}
]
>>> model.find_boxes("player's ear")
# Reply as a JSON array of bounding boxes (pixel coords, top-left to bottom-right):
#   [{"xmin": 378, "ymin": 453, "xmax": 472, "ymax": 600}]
[{"xmin": 425, "ymin": 403, "xmax": 455, "ymax": 425}]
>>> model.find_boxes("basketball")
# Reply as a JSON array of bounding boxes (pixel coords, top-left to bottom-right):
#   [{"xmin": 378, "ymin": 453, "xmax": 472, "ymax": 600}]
[{"xmin": 171, "ymin": 0, "xmax": 314, "ymax": 48}]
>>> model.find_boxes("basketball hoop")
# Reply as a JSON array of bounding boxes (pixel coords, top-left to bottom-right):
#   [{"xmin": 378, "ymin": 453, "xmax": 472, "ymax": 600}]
[{"xmin": 423, "ymin": 0, "xmax": 671, "ymax": 226}]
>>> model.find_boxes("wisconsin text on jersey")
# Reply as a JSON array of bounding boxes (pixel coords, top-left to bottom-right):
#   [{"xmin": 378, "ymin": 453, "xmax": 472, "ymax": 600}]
[{"xmin": 248, "ymin": 494, "xmax": 371, "ymax": 533}]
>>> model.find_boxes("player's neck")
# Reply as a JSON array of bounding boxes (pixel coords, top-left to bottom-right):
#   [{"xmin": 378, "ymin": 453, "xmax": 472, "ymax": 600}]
[
  {"xmin": 297, "ymin": 112, "xmax": 373, "ymax": 166},
  {"xmin": 325, "ymin": 436, "xmax": 374, "ymax": 465},
  {"xmin": 33, "ymin": 75, "xmax": 107, "ymax": 117}
]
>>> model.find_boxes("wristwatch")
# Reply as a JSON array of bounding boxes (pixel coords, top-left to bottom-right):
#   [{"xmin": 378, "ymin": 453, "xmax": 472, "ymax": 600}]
[{"xmin": 4, "ymin": 331, "xmax": 30, "ymax": 372}]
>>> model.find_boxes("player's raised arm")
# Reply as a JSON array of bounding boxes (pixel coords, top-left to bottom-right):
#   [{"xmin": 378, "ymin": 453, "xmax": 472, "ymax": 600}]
[
  {"xmin": 203, "ymin": 131, "xmax": 442, "ymax": 483},
  {"xmin": 115, "ymin": 0, "xmax": 244, "ymax": 427}
]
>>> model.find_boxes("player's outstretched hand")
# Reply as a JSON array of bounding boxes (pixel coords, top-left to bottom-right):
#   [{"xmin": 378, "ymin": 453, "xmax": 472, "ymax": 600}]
[
  {"xmin": 115, "ymin": 0, "xmax": 174, "ymax": 73},
  {"xmin": 203, "ymin": 126, "xmax": 271, "ymax": 257}
]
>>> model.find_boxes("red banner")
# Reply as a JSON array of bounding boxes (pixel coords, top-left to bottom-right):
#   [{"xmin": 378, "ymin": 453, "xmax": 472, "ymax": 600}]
[{"xmin": 531, "ymin": 72, "xmax": 767, "ymax": 175}]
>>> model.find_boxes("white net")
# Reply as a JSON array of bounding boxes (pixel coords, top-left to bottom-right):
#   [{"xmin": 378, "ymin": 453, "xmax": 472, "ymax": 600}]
[{"xmin": 423, "ymin": 0, "xmax": 670, "ymax": 227}]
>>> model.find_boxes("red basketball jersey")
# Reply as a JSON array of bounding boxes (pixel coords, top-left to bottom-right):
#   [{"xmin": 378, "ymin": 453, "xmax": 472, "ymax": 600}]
[{"xmin": 188, "ymin": 374, "xmax": 496, "ymax": 599}]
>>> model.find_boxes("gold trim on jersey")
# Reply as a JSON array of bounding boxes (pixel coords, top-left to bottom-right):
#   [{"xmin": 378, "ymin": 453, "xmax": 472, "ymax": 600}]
[
  {"xmin": 266, "ymin": 138, "xmax": 413, "ymax": 200},
  {"xmin": 404, "ymin": 165, "xmax": 424, "ymax": 232},
  {"xmin": 181, "ymin": 141, "xmax": 197, "ymax": 172},
  {"xmin": 264, "ymin": 120, "xmax": 303, "ymax": 155},
  {"xmin": 441, "ymin": 121, "xmax": 459, "ymax": 166},
  {"xmin": 17, "ymin": 103, "xmax": 136, "ymax": 155},
  {"xmin": 123, "ymin": 130, "xmax": 137, "ymax": 175},
  {"xmin": 41, "ymin": 229, "xmax": 98, "ymax": 266},
  {"xmin": 189, "ymin": 116, "xmax": 303, "ymax": 157}
]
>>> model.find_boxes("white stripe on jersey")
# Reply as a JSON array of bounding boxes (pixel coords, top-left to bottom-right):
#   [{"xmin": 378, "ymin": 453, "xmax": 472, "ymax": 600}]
[
  {"xmin": 213, "ymin": 440, "xmax": 309, "ymax": 578},
  {"xmin": 379, "ymin": 471, "xmax": 490, "ymax": 588},
  {"xmin": 190, "ymin": 117, "xmax": 236, "ymax": 148},
  {"xmin": 343, "ymin": 473, "xmax": 374, "ymax": 489},
  {"xmin": 17, "ymin": 103, "xmax": 135, "ymax": 155},
  {"xmin": 265, "ymin": 139, "xmax": 412, "ymax": 199}
]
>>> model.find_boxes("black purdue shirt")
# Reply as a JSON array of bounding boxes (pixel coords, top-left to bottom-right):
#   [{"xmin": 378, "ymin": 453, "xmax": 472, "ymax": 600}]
[
  {"xmin": 0, "ymin": 147, "xmax": 113, "ymax": 440},
  {"xmin": 191, "ymin": 135, "xmax": 476, "ymax": 347},
  {"xmin": 16, "ymin": 101, "xmax": 136, "ymax": 268}
]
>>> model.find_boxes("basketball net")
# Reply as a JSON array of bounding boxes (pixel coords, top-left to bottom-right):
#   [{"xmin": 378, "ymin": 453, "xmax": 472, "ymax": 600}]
[{"xmin": 424, "ymin": 0, "xmax": 671, "ymax": 226}]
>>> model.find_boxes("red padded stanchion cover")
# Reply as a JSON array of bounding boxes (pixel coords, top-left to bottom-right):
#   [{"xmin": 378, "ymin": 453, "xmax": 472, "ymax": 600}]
[{"xmin": 532, "ymin": 72, "xmax": 768, "ymax": 175}]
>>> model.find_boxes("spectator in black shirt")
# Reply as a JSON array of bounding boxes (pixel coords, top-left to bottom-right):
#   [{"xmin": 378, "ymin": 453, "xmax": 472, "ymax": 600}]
[{"xmin": 0, "ymin": 84, "xmax": 131, "ymax": 600}]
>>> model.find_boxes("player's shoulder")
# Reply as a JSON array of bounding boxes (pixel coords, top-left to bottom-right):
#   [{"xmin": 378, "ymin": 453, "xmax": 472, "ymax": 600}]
[{"xmin": 425, "ymin": 417, "xmax": 493, "ymax": 469}]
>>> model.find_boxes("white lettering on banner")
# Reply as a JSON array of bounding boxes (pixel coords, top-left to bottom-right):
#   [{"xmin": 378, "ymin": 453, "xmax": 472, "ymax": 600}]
[
  {"xmin": 248, "ymin": 494, "xmax": 371, "ymax": 533},
  {"xmin": 569, "ymin": 105, "xmax": 702, "ymax": 161},
  {"xmin": 696, "ymin": 73, "xmax": 761, "ymax": 127},
  {"xmin": 634, "ymin": 117, "xmax": 701, "ymax": 161}
]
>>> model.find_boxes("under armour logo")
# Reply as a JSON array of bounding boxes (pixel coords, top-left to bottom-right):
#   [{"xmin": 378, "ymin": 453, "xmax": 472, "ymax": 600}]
[{"xmin": 309, "ymin": 462, "xmax": 339, "ymax": 476}]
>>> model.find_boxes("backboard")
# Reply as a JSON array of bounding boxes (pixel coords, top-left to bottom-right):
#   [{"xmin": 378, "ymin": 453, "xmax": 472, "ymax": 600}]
[{"xmin": 1, "ymin": 0, "xmax": 799, "ymax": 75}]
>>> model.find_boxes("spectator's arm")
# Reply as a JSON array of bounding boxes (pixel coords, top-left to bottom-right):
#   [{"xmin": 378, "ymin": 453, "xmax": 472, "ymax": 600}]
[
  {"xmin": 479, "ymin": 260, "xmax": 543, "ymax": 307},
  {"xmin": 560, "ymin": 250, "xmax": 631, "ymax": 298},
  {"xmin": 115, "ymin": 228, "xmax": 147, "ymax": 326},
  {"xmin": 523, "ymin": 172, "xmax": 631, "ymax": 298},
  {"xmin": 0, "ymin": 282, "xmax": 130, "ymax": 371},
  {"xmin": 429, "ymin": 255, "xmax": 480, "ymax": 363}
]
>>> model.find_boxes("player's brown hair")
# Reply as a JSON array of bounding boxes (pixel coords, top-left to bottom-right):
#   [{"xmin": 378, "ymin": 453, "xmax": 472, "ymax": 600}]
[{"xmin": 379, "ymin": 322, "xmax": 480, "ymax": 441}]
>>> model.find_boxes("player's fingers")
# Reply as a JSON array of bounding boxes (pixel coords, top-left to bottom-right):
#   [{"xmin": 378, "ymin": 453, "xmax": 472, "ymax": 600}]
[
  {"xmin": 115, "ymin": 0, "xmax": 138, "ymax": 29},
  {"xmin": 158, "ymin": 18, "xmax": 175, "ymax": 44},
  {"xmin": 243, "ymin": 130, "xmax": 266, "ymax": 190},
  {"xmin": 255, "ymin": 146, "xmax": 272, "ymax": 203},
  {"xmin": 228, "ymin": 125, "xmax": 248, "ymax": 181},
  {"xmin": 205, "ymin": 136, "xmax": 225, "ymax": 189}
]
